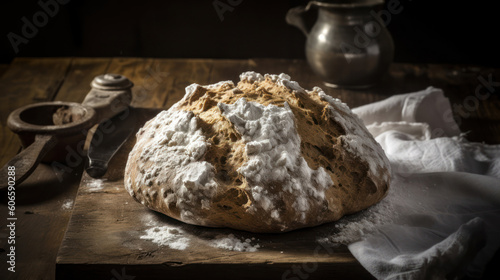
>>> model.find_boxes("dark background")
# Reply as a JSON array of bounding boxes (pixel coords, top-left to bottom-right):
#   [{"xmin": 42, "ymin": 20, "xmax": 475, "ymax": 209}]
[{"xmin": 0, "ymin": 0, "xmax": 499, "ymax": 67}]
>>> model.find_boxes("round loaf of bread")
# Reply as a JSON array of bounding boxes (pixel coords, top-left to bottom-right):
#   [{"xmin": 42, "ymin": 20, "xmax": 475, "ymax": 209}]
[{"xmin": 124, "ymin": 72, "xmax": 391, "ymax": 233}]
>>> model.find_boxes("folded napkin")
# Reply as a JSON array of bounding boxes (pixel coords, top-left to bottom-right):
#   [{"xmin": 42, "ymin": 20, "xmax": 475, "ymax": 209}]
[{"xmin": 346, "ymin": 87, "xmax": 500, "ymax": 279}]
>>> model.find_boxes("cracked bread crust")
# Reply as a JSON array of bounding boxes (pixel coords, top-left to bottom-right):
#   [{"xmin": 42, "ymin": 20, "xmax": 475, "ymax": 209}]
[{"xmin": 124, "ymin": 72, "xmax": 391, "ymax": 233}]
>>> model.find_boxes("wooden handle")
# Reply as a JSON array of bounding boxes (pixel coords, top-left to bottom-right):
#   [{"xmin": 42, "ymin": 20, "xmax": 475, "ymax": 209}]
[{"xmin": 0, "ymin": 134, "xmax": 58, "ymax": 190}]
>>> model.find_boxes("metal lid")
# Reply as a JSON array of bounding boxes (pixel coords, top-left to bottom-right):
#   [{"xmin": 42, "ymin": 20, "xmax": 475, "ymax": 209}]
[{"xmin": 91, "ymin": 73, "xmax": 133, "ymax": 91}]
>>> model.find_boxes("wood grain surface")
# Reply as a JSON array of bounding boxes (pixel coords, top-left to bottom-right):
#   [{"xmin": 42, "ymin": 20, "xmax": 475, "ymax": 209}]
[
  {"xmin": 0, "ymin": 58, "xmax": 499, "ymax": 280},
  {"xmin": 55, "ymin": 107, "xmax": 374, "ymax": 280}
]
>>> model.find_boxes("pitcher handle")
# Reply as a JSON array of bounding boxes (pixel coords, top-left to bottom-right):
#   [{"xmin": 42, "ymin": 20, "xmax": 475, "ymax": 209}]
[{"xmin": 286, "ymin": 5, "xmax": 311, "ymax": 37}]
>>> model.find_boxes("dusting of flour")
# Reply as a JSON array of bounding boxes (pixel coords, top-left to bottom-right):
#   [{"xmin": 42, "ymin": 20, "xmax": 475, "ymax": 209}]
[
  {"xmin": 127, "ymin": 71, "xmax": 391, "ymax": 233},
  {"xmin": 140, "ymin": 225, "xmax": 190, "ymax": 250},
  {"xmin": 126, "ymin": 109, "xmax": 218, "ymax": 224},
  {"xmin": 240, "ymin": 72, "xmax": 304, "ymax": 93},
  {"xmin": 218, "ymin": 95, "xmax": 333, "ymax": 225},
  {"xmin": 209, "ymin": 234, "xmax": 260, "ymax": 252},
  {"xmin": 139, "ymin": 223, "xmax": 261, "ymax": 252},
  {"xmin": 61, "ymin": 199, "xmax": 74, "ymax": 210},
  {"xmin": 85, "ymin": 178, "xmax": 105, "ymax": 192}
]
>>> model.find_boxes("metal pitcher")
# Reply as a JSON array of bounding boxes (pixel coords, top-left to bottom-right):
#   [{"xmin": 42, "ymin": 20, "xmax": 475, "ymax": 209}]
[{"xmin": 287, "ymin": 0, "xmax": 394, "ymax": 88}]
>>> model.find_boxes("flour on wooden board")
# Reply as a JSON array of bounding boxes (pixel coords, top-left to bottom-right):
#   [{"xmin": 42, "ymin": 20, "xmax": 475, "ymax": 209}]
[
  {"xmin": 208, "ymin": 234, "xmax": 260, "ymax": 252},
  {"xmin": 140, "ymin": 224, "xmax": 261, "ymax": 252},
  {"xmin": 61, "ymin": 199, "xmax": 74, "ymax": 210},
  {"xmin": 140, "ymin": 226, "xmax": 190, "ymax": 250},
  {"xmin": 85, "ymin": 178, "xmax": 105, "ymax": 192}
]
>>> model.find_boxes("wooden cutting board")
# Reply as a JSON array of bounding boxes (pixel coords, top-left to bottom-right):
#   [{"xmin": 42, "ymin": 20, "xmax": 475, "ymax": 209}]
[{"xmin": 55, "ymin": 107, "xmax": 373, "ymax": 280}]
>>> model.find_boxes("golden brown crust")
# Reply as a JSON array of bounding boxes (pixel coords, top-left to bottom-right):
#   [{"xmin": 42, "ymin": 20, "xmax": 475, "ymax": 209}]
[{"xmin": 124, "ymin": 73, "xmax": 391, "ymax": 233}]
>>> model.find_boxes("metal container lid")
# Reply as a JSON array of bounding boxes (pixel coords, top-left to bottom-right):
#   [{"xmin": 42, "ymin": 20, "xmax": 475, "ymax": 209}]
[{"xmin": 91, "ymin": 73, "xmax": 134, "ymax": 91}]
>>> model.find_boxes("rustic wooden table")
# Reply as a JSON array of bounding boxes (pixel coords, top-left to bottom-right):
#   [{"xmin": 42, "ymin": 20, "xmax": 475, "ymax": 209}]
[{"xmin": 0, "ymin": 58, "xmax": 499, "ymax": 280}]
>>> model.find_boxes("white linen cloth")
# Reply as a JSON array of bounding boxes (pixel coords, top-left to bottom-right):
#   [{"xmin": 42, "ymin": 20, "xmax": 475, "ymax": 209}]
[{"xmin": 348, "ymin": 87, "xmax": 500, "ymax": 279}]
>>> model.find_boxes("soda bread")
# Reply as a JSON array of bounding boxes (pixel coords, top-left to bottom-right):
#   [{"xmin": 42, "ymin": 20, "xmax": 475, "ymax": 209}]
[{"xmin": 124, "ymin": 72, "xmax": 391, "ymax": 233}]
